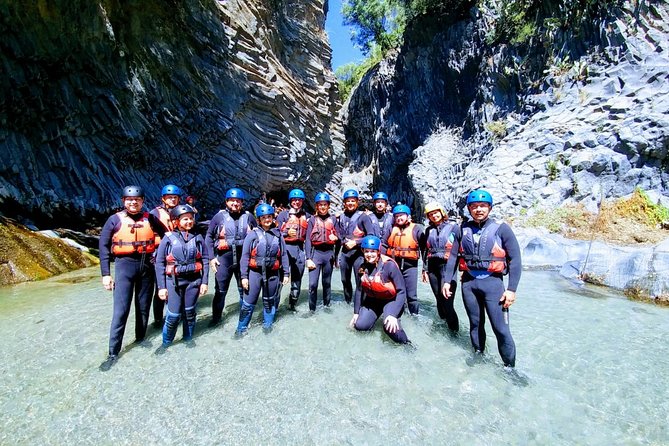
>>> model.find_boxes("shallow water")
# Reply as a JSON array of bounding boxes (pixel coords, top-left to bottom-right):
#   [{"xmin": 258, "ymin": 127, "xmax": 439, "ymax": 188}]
[{"xmin": 0, "ymin": 268, "xmax": 667, "ymax": 445}]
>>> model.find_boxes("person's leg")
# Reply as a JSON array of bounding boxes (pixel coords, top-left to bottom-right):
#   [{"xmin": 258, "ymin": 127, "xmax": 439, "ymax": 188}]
[
  {"xmin": 482, "ymin": 277, "xmax": 516, "ymax": 367},
  {"xmin": 211, "ymin": 251, "xmax": 233, "ymax": 323},
  {"xmin": 462, "ymin": 278, "xmax": 487, "ymax": 353}
]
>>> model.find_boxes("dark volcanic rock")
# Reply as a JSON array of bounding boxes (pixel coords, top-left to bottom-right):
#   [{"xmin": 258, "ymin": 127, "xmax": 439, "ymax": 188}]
[{"xmin": 0, "ymin": 0, "xmax": 344, "ymax": 228}]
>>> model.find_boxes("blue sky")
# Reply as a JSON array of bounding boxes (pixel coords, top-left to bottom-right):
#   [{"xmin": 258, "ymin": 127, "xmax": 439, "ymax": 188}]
[{"xmin": 325, "ymin": 0, "xmax": 366, "ymax": 71}]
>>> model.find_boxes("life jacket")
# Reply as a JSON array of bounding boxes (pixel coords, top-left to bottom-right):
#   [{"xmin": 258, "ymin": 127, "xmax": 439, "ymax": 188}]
[
  {"xmin": 339, "ymin": 211, "xmax": 365, "ymax": 241},
  {"xmin": 310, "ymin": 215, "xmax": 337, "ymax": 246},
  {"xmin": 386, "ymin": 223, "xmax": 420, "ymax": 260},
  {"xmin": 281, "ymin": 210, "xmax": 308, "ymax": 243},
  {"xmin": 360, "ymin": 255, "xmax": 397, "ymax": 300},
  {"xmin": 164, "ymin": 232, "xmax": 203, "ymax": 276},
  {"xmin": 249, "ymin": 228, "xmax": 282, "ymax": 271},
  {"xmin": 370, "ymin": 212, "xmax": 393, "ymax": 232},
  {"xmin": 216, "ymin": 210, "xmax": 251, "ymax": 251},
  {"xmin": 426, "ymin": 221, "xmax": 457, "ymax": 260},
  {"xmin": 153, "ymin": 206, "xmax": 174, "ymax": 246},
  {"xmin": 111, "ymin": 211, "xmax": 157, "ymax": 255},
  {"xmin": 458, "ymin": 220, "xmax": 507, "ymax": 274}
]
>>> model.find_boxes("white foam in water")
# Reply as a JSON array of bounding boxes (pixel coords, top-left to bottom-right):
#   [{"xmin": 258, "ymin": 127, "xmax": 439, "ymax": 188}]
[{"xmin": 0, "ymin": 268, "xmax": 667, "ymax": 444}]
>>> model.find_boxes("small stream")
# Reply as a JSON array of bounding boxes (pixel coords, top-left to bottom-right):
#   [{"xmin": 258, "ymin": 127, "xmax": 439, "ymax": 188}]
[{"xmin": 0, "ymin": 268, "xmax": 667, "ymax": 444}]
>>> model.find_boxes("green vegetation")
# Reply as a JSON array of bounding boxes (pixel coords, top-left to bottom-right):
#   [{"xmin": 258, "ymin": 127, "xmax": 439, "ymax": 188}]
[
  {"xmin": 342, "ymin": 0, "xmax": 406, "ymax": 56},
  {"xmin": 484, "ymin": 120, "xmax": 507, "ymax": 140},
  {"xmin": 335, "ymin": 46, "xmax": 384, "ymax": 101},
  {"xmin": 546, "ymin": 159, "xmax": 559, "ymax": 181}
]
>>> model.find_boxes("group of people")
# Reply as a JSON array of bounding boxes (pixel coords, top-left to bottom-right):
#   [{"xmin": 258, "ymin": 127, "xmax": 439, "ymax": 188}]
[{"xmin": 98, "ymin": 184, "xmax": 521, "ymax": 372}]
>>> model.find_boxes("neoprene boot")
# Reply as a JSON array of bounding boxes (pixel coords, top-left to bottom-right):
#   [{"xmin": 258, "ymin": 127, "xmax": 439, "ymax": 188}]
[
  {"xmin": 183, "ymin": 306, "xmax": 197, "ymax": 341},
  {"xmin": 162, "ymin": 309, "xmax": 181, "ymax": 346},
  {"xmin": 236, "ymin": 301, "xmax": 255, "ymax": 334},
  {"xmin": 263, "ymin": 296, "xmax": 276, "ymax": 330}
]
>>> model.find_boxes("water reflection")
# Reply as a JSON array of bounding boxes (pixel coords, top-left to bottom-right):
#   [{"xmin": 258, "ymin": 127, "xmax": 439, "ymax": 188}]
[{"xmin": 0, "ymin": 268, "xmax": 667, "ymax": 444}]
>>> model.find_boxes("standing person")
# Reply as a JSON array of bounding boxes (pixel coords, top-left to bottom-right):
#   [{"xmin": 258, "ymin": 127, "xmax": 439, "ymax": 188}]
[
  {"xmin": 336, "ymin": 189, "xmax": 378, "ymax": 304},
  {"xmin": 276, "ymin": 188, "xmax": 311, "ymax": 311},
  {"xmin": 304, "ymin": 192, "xmax": 339, "ymax": 312},
  {"xmin": 442, "ymin": 189, "xmax": 521, "ymax": 368},
  {"xmin": 349, "ymin": 236, "xmax": 410, "ymax": 344},
  {"xmin": 154, "ymin": 204, "xmax": 209, "ymax": 353},
  {"xmin": 205, "ymin": 188, "xmax": 257, "ymax": 327},
  {"xmin": 149, "ymin": 184, "xmax": 182, "ymax": 328},
  {"xmin": 369, "ymin": 192, "xmax": 394, "ymax": 240},
  {"xmin": 422, "ymin": 201, "xmax": 459, "ymax": 331},
  {"xmin": 382, "ymin": 204, "xmax": 424, "ymax": 315},
  {"xmin": 98, "ymin": 185, "xmax": 165, "ymax": 371},
  {"xmin": 236, "ymin": 204, "xmax": 290, "ymax": 334}
]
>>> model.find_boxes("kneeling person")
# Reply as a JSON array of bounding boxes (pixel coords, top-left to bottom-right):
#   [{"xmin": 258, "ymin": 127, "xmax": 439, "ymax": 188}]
[{"xmin": 349, "ymin": 236, "xmax": 410, "ymax": 344}]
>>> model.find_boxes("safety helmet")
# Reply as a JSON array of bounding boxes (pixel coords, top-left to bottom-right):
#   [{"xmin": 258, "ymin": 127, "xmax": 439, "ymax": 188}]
[
  {"xmin": 343, "ymin": 189, "xmax": 359, "ymax": 200},
  {"xmin": 170, "ymin": 204, "xmax": 195, "ymax": 220},
  {"xmin": 226, "ymin": 188, "xmax": 245, "ymax": 200},
  {"xmin": 161, "ymin": 184, "xmax": 181, "ymax": 196},
  {"xmin": 288, "ymin": 189, "xmax": 306, "ymax": 200},
  {"xmin": 314, "ymin": 192, "xmax": 330, "ymax": 203},
  {"xmin": 424, "ymin": 201, "xmax": 446, "ymax": 216},
  {"xmin": 466, "ymin": 189, "xmax": 493, "ymax": 206},
  {"xmin": 255, "ymin": 203, "xmax": 275, "ymax": 218},
  {"xmin": 372, "ymin": 192, "xmax": 388, "ymax": 202},
  {"xmin": 392, "ymin": 204, "xmax": 411, "ymax": 216},
  {"xmin": 122, "ymin": 185, "xmax": 144, "ymax": 198},
  {"xmin": 361, "ymin": 235, "xmax": 381, "ymax": 251}
]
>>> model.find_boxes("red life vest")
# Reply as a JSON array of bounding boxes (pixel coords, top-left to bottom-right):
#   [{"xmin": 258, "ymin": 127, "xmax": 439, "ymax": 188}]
[
  {"xmin": 426, "ymin": 221, "xmax": 456, "ymax": 260},
  {"xmin": 111, "ymin": 211, "xmax": 157, "ymax": 255},
  {"xmin": 216, "ymin": 211, "xmax": 251, "ymax": 251},
  {"xmin": 340, "ymin": 211, "xmax": 365, "ymax": 241},
  {"xmin": 458, "ymin": 220, "xmax": 507, "ymax": 274},
  {"xmin": 310, "ymin": 215, "xmax": 337, "ymax": 246},
  {"xmin": 360, "ymin": 255, "xmax": 397, "ymax": 300},
  {"xmin": 281, "ymin": 211, "xmax": 308, "ymax": 242},
  {"xmin": 386, "ymin": 223, "xmax": 420, "ymax": 260},
  {"xmin": 164, "ymin": 232, "xmax": 204, "ymax": 276},
  {"xmin": 249, "ymin": 228, "xmax": 281, "ymax": 271}
]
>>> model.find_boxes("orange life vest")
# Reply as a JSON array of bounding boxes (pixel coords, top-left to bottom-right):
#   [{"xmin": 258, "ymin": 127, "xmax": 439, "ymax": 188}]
[
  {"xmin": 360, "ymin": 255, "xmax": 397, "ymax": 300},
  {"xmin": 281, "ymin": 211, "xmax": 308, "ymax": 242},
  {"xmin": 163, "ymin": 232, "xmax": 204, "ymax": 276},
  {"xmin": 386, "ymin": 223, "xmax": 420, "ymax": 260},
  {"xmin": 153, "ymin": 206, "xmax": 174, "ymax": 246},
  {"xmin": 111, "ymin": 211, "xmax": 157, "ymax": 255},
  {"xmin": 458, "ymin": 220, "xmax": 507, "ymax": 274},
  {"xmin": 310, "ymin": 215, "xmax": 337, "ymax": 246},
  {"xmin": 249, "ymin": 228, "xmax": 281, "ymax": 271}
]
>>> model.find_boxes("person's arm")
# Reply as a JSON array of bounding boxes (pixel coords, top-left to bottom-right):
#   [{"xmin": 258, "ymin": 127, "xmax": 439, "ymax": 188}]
[
  {"xmin": 205, "ymin": 213, "xmax": 220, "ymax": 259},
  {"xmin": 276, "ymin": 211, "xmax": 288, "ymax": 237},
  {"xmin": 414, "ymin": 224, "xmax": 425, "ymax": 266},
  {"xmin": 361, "ymin": 213, "xmax": 379, "ymax": 237},
  {"xmin": 499, "ymin": 223, "xmax": 521, "ymax": 308},
  {"xmin": 154, "ymin": 236, "xmax": 168, "ymax": 291},
  {"xmin": 385, "ymin": 262, "xmax": 406, "ymax": 317},
  {"xmin": 441, "ymin": 225, "xmax": 462, "ymax": 297},
  {"xmin": 148, "ymin": 213, "xmax": 166, "ymax": 239},
  {"xmin": 198, "ymin": 234, "xmax": 210, "ymax": 284},
  {"xmin": 304, "ymin": 217, "xmax": 316, "ymax": 269},
  {"xmin": 279, "ymin": 234, "xmax": 290, "ymax": 282}
]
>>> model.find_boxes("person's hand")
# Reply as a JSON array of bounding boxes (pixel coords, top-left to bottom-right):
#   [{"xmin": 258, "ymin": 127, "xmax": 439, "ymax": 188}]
[
  {"xmin": 384, "ymin": 315, "xmax": 399, "ymax": 333},
  {"xmin": 102, "ymin": 275, "xmax": 114, "ymax": 291},
  {"xmin": 306, "ymin": 259, "xmax": 316, "ymax": 270},
  {"xmin": 500, "ymin": 290, "xmax": 516, "ymax": 308},
  {"xmin": 282, "ymin": 276, "xmax": 290, "ymax": 286},
  {"xmin": 344, "ymin": 240, "xmax": 356, "ymax": 250},
  {"xmin": 210, "ymin": 258, "xmax": 220, "ymax": 274},
  {"xmin": 441, "ymin": 283, "xmax": 451, "ymax": 299},
  {"xmin": 349, "ymin": 314, "xmax": 359, "ymax": 329},
  {"xmin": 328, "ymin": 233, "xmax": 338, "ymax": 242},
  {"xmin": 199, "ymin": 284, "xmax": 208, "ymax": 296},
  {"xmin": 158, "ymin": 289, "xmax": 168, "ymax": 301},
  {"xmin": 241, "ymin": 278, "xmax": 249, "ymax": 291},
  {"xmin": 421, "ymin": 271, "xmax": 428, "ymax": 283},
  {"xmin": 287, "ymin": 228, "xmax": 297, "ymax": 238}
]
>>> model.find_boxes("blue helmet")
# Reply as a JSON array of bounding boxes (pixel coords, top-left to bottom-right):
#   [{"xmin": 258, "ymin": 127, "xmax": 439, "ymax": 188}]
[
  {"xmin": 373, "ymin": 192, "xmax": 388, "ymax": 202},
  {"xmin": 361, "ymin": 235, "xmax": 381, "ymax": 251},
  {"xmin": 392, "ymin": 204, "xmax": 411, "ymax": 216},
  {"xmin": 288, "ymin": 189, "xmax": 306, "ymax": 200},
  {"xmin": 226, "ymin": 188, "xmax": 245, "ymax": 200},
  {"xmin": 343, "ymin": 189, "xmax": 359, "ymax": 200},
  {"xmin": 122, "ymin": 185, "xmax": 144, "ymax": 198},
  {"xmin": 466, "ymin": 189, "xmax": 493, "ymax": 206},
  {"xmin": 161, "ymin": 184, "xmax": 181, "ymax": 196},
  {"xmin": 255, "ymin": 203, "xmax": 275, "ymax": 218},
  {"xmin": 315, "ymin": 192, "xmax": 330, "ymax": 203}
]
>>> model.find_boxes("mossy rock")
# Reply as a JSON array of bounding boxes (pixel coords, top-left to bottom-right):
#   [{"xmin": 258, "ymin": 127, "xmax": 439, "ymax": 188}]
[{"xmin": 0, "ymin": 217, "xmax": 99, "ymax": 286}]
